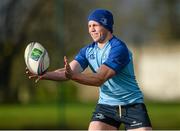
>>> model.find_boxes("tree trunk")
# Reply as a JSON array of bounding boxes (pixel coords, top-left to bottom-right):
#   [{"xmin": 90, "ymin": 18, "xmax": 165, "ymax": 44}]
[{"xmin": 0, "ymin": 55, "xmax": 17, "ymax": 103}]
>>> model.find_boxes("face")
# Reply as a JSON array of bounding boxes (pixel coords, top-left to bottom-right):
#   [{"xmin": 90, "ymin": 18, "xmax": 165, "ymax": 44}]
[{"xmin": 88, "ymin": 20, "xmax": 109, "ymax": 43}]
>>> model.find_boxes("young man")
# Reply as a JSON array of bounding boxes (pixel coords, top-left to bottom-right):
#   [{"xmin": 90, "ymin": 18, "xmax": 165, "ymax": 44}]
[{"xmin": 27, "ymin": 9, "xmax": 152, "ymax": 130}]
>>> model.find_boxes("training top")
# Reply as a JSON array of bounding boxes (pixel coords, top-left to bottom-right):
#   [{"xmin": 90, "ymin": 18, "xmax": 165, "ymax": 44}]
[{"xmin": 75, "ymin": 36, "xmax": 144, "ymax": 105}]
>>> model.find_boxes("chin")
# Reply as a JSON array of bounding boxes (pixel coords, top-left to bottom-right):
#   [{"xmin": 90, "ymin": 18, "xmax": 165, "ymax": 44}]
[
  {"xmin": 93, "ymin": 39, "xmax": 99, "ymax": 42},
  {"xmin": 92, "ymin": 38, "xmax": 99, "ymax": 42},
  {"xmin": 94, "ymin": 36, "xmax": 102, "ymax": 41}
]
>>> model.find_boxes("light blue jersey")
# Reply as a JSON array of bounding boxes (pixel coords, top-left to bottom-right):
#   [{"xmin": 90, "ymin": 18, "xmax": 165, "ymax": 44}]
[{"xmin": 75, "ymin": 36, "xmax": 144, "ymax": 105}]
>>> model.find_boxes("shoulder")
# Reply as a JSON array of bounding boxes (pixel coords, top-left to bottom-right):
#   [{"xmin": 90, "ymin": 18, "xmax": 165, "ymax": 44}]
[
  {"xmin": 74, "ymin": 43, "xmax": 96, "ymax": 70},
  {"xmin": 109, "ymin": 36, "xmax": 128, "ymax": 49},
  {"xmin": 75, "ymin": 42, "xmax": 95, "ymax": 62},
  {"xmin": 108, "ymin": 36, "xmax": 129, "ymax": 55},
  {"xmin": 79, "ymin": 42, "xmax": 96, "ymax": 54},
  {"xmin": 103, "ymin": 36, "xmax": 130, "ymax": 73},
  {"xmin": 82, "ymin": 42, "xmax": 96, "ymax": 50}
]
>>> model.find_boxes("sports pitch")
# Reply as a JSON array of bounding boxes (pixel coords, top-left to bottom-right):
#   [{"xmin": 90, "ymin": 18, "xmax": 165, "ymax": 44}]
[{"xmin": 0, "ymin": 102, "xmax": 179, "ymax": 130}]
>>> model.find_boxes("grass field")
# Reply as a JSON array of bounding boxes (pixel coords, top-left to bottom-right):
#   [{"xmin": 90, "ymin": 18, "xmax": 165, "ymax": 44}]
[{"xmin": 0, "ymin": 102, "xmax": 180, "ymax": 130}]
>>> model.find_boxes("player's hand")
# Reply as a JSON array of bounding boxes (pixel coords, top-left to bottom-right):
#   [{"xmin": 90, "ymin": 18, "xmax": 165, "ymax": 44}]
[
  {"xmin": 25, "ymin": 67, "xmax": 43, "ymax": 83},
  {"xmin": 64, "ymin": 56, "xmax": 73, "ymax": 79}
]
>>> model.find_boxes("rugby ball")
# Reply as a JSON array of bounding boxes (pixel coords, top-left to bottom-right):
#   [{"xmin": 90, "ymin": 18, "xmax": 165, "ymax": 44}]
[{"xmin": 24, "ymin": 42, "xmax": 50, "ymax": 75}]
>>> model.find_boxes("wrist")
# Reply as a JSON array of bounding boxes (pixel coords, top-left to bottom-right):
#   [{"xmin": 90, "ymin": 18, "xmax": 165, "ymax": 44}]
[
  {"xmin": 70, "ymin": 73, "xmax": 76, "ymax": 80},
  {"xmin": 41, "ymin": 72, "xmax": 50, "ymax": 80}
]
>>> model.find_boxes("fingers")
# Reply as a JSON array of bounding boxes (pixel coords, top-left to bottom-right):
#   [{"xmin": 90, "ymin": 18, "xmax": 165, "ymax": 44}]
[
  {"xmin": 64, "ymin": 56, "xmax": 68, "ymax": 65},
  {"xmin": 25, "ymin": 67, "xmax": 30, "ymax": 74},
  {"xmin": 35, "ymin": 76, "xmax": 42, "ymax": 83},
  {"xmin": 28, "ymin": 74, "xmax": 38, "ymax": 79},
  {"xmin": 25, "ymin": 67, "xmax": 35, "ymax": 77},
  {"xmin": 64, "ymin": 56, "xmax": 72, "ymax": 79},
  {"xmin": 25, "ymin": 67, "xmax": 33, "ymax": 75},
  {"xmin": 64, "ymin": 56, "xmax": 71, "ymax": 69},
  {"xmin": 25, "ymin": 67, "xmax": 41, "ymax": 83},
  {"xmin": 64, "ymin": 56, "xmax": 68, "ymax": 70}
]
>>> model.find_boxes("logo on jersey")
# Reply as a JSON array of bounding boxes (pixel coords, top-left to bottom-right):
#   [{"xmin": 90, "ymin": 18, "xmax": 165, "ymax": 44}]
[
  {"xmin": 89, "ymin": 54, "xmax": 95, "ymax": 59},
  {"xmin": 102, "ymin": 54, "xmax": 108, "ymax": 60}
]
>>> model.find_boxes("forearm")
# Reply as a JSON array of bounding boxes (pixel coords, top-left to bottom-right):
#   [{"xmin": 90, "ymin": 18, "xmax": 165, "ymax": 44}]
[
  {"xmin": 64, "ymin": 58, "xmax": 114, "ymax": 86},
  {"xmin": 42, "ymin": 68, "xmax": 69, "ymax": 81},
  {"xmin": 71, "ymin": 73, "xmax": 104, "ymax": 86}
]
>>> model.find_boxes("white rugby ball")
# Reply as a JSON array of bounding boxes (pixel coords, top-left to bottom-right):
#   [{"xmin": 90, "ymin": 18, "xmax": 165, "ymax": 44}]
[{"xmin": 24, "ymin": 42, "xmax": 50, "ymax": 75}]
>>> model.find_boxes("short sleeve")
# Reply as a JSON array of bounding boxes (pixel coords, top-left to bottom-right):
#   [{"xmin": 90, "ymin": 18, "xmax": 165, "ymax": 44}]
[
  {"xmin": 103, "ymin": 42, "xmax": 130, "ymax": 73},
  {"xmin": 74, "ymin": 46, "xmax": 89, "ymax": 70}
]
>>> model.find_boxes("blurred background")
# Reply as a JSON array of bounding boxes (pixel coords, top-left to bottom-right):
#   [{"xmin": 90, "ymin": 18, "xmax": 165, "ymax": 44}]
[{"xmin": 0, "ymin": 0, "xmax": 180, "ymax": 130}]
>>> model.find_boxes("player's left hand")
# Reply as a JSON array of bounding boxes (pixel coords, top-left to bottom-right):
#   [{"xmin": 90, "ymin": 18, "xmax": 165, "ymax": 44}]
[{"xmin": 64, "ymin": 56, "xmax": 73, "ymax": 79}]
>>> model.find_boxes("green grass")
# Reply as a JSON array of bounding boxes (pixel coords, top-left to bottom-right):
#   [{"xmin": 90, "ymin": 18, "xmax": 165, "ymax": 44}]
[
  {"xmin": 0, "ymin": 103, "xmax": 94, "ymax": 129},
  {"xmin": 147, "ymin": 102, "xmax": 180, "ymax": 130},
  {"xmin": 0, "ymin": 104, "xmax": 59, "ymax": 129},
  {"xmin": 0, "ymin": 102, "xmax": 180, "ymax": 129}
]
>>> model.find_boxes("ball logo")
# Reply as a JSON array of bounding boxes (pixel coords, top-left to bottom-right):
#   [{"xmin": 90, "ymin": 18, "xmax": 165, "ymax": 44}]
[{"xmin": 30, "ymin": 48, "xmax": 43, "ymax": 61}]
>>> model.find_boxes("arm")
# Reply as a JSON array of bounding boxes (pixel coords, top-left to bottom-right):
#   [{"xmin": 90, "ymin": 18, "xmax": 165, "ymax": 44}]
[
  {"xmin": 27, "ymin": 58, "xmax": 83, "ymax": 83},
  {"xmin": 64, "ymin": 57, "xmax": 116, "ymax": 86},
  {"xmin": 42, "ymin": 60, "xmax": 83, "ymax": 81},
  {"xmin": 40, "ymin": 68, "xmax": 67, "ymax": 81},
  {"xmin": 72, "ymin": 65, "xmax": 115, "ymax": 86}
]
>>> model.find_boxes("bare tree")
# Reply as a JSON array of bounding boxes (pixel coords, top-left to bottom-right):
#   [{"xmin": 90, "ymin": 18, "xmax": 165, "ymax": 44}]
[{"xmin": 0, "ymin": 0, "xmax": 47, "ymax": 102}]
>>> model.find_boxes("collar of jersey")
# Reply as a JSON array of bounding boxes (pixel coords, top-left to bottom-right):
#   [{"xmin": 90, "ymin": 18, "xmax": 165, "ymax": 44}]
[{"xmin": 95, "ymin": 35, "xmax": 115, "ymax": 49}]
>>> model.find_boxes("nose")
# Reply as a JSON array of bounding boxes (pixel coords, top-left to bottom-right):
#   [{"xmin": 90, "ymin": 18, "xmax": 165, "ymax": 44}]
[{"xmin": 89, "ymin": 25, "xmax": 95, "ymax": 32}]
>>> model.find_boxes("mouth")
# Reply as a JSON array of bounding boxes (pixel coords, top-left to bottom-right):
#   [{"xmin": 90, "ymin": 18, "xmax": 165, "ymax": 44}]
[{"xmin": 91, "ymin": 33, "xmax": 99, "ymax": 38}]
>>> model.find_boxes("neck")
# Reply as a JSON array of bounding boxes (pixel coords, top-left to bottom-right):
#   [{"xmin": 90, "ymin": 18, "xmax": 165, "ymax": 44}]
[{"xmin": 98, "ymin": 33, "xmax": 113, "ymax": 48}]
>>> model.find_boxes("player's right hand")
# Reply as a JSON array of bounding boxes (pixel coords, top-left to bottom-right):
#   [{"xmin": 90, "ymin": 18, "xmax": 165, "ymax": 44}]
[{"xmin": 25, "ymin": 67, "xmax": 42, "ymax": 83}]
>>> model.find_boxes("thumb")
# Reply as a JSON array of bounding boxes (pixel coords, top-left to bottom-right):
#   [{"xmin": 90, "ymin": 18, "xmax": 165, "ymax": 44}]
[
  {"xmin": 64, "ymin": 56, "xmax": 68, "ymax": 64},
  {"xmin": 35, "ymin": 76, "xmax": 41, "ymax": 83}
]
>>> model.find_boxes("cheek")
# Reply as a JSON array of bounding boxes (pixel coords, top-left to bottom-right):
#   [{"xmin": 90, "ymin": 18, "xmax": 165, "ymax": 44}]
[
  {"xmin": 101, "ymin": 28, "xmax": 108, "ymax": 35},
  {"xmin": 95, "ymin": 27, "xmax": 101, "ymax": 32},
  {"xmin": 88, "ymin": 30, "xmax": 91, "ymax": 35},
  {"xmin": 88, "ymin": 28, "xmax": 91, "ymax": 33},
  {"xmin": 97, "ymin": 27, "xmax": 106, "ymax": 34}
]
